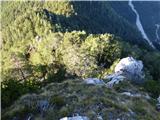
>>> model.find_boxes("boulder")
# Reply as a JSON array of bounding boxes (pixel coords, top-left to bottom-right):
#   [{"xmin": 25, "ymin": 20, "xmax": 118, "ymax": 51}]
[
  {"xmin": 105, "ymin": 57, "xmax": 145, "ymax": 88},
  {"xmin": 115, "ymin": 57, "xmax": 143, "ymax": 73},
  {"xmin": 115, "ymin": 57, "xmax": 144, "ymax": 83}
]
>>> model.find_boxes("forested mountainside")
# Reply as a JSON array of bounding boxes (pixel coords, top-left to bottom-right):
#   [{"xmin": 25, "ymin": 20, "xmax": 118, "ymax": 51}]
[
  {"xmin": 109, "ymin": 1, "xmax": 160, "ymax": 49},
  {"xmin": 1, "ymin": 1, "xmax": 160, "ymax": 120}
]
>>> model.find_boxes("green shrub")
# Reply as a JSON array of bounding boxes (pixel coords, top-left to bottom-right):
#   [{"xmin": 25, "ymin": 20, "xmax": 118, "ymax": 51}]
[
  {"xmin": 144, "ymin": 80, "xmax": 160, "ymax": 98},
  {"xmin": 81, "ymin": 34, "xmax": 122, "ymax": 66},
  {"xmin": 1, "ymin": 79, "xmax": 40, "ymax": 108},
  {"xmin": 142, "ymin": 52, "xmax": 160, "ymax": 82},
  {"xmin": 58, "ymin": 32, "xmax": 123, "ymax": 78},
  {"xmin": 50, "ymin": 95, "xmax": 65, "ymax": 107}
]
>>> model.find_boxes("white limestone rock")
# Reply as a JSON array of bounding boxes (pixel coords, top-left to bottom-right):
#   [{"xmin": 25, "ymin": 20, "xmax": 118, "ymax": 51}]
[
  {"xmin": 115, "ymin": 57, "xmax": 143, "ymax": 75},
  {"xmin": 60, "ymin": 116, "xmax": 89, "ymax": 120},
  {"xmin": 121, "ymin": 92, "xmax": 151, "ymax": 100},
  {"xmin": 121, "ymin": 92, "xmax": 141, "ymax": 97},
  {"xmin": 121, "ymin": 92, "xmax": 133, "ymax": 97},
  {"xmin": 115, "ymin": 57, "xmax": 144, "ymax": 83},
  {"xmin": 105, "ymin": 73, "xmax": 126, "ymax": 88},
  {"xmin": 84, "ymin": 78, "xmax": 105, "ymax": 85},
  {"xmin": 104, "ymin": 57, "xmax": 145, "ymax": 88}
]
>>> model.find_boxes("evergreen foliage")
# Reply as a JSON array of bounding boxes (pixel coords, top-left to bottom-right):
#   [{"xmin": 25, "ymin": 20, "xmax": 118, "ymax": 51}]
[{"xmin": 1, "ymin": 1, "xmax": 160, "ymax": 111}]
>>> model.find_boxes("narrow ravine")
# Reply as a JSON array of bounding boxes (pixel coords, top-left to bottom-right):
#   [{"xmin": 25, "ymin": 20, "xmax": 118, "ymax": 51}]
[{"xmin": 128, "ymin": 0, "xmax": 155, "ymax": 49}]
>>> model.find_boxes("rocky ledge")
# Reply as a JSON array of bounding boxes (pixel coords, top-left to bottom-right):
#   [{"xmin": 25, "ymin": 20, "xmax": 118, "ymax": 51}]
[{"xmin": 2, "ymin": 79, "xmax": 160, "ymax": 120}]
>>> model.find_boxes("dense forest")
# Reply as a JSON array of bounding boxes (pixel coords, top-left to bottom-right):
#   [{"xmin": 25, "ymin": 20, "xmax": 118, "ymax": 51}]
[
  {"xmin": 1, "ymin": 1, "xmax": 160, "ymax": 120},
  {"xmin": 109, "ymin": 1, "xmax": 160, "ymax": 49}
]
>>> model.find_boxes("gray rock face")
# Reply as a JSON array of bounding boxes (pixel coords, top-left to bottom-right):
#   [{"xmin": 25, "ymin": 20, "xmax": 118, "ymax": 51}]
[
  {"xmin": 105, "ymin": 57, "xmax": 145, "ymax": 87},
  {"xmin": 105, "ymin": 73, "xmax": 126, "ymax": 88},
  {"xmin": 115, "ymin": 57, "xmax": 143, "ymax": 75},
  {"xmin": 115, "ymin": 57, "xmax": 144, "ymax": 83}
]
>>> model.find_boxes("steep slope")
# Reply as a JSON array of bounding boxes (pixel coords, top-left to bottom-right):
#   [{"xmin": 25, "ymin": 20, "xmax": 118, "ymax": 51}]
[
  {"xmin": 1, "ymin": 1, "xmax": 147, "ymax": 48},
  {"xmin": 128, "ymin": 0, "xmax": 155, "ymax": 49},
  {"xmin": 2, "ymin": 1, "xmax": 160, "ymax": 49},
  {"xmin": 50, "ymin": 1, "xmax": 147, "ymax": 47},
  {"xmin": 109, "ymin": 1, "xmax": 160, "ymax": 49},
  {"xmin": 1, "ymin": 1, "xmax": 160, "ymax": 120},
  {"xmin": 2, "ymin": 79, "xmax": 160, "ymax": 120}
]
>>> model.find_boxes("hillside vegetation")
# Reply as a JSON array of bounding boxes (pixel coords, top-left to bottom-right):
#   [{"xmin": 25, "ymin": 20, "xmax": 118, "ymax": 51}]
[{"xmin": 1, "ymin": 1, "xmax": 160, "ymax": 119}]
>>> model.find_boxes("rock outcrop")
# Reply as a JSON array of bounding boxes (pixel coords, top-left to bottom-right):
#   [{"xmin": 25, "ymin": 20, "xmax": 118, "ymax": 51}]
[
  {"xmin": 115, "ymin": 57, "xmax": 144, "ymax": 82},
  {"xmin": 105, "ymin": 73, "xmax": 126, "ymax": 88},
  {"xmin": 2, "ymin": 79, "xmax": 160, "ymax": 120},
  {"xmin": 105, "ymin": 57, "xmax": 145, "ymax": 87}
]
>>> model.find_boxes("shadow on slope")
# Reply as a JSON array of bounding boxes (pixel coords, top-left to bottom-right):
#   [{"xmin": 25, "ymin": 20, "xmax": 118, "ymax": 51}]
[{"xmin": 42, "ymin": 1, "xmax": 150, "ymax": 48}]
